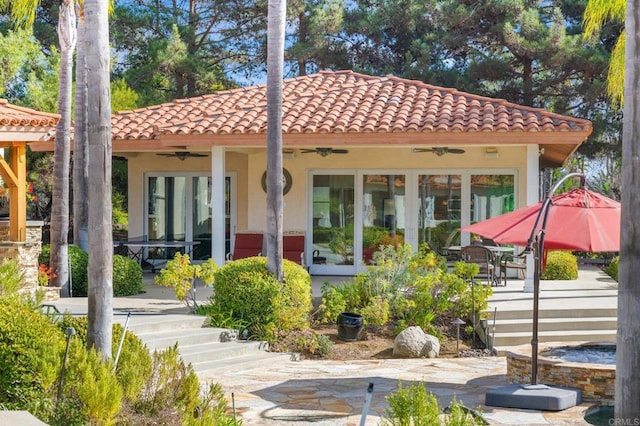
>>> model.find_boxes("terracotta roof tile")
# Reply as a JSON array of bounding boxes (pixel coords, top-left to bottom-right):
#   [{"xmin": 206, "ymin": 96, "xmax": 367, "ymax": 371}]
[
  {"xmin": 111, "ymin": 70, "xmax": 591, "ymax": 141},
  {"xmin": 0, "ymin": 99, "xmax": 59, "ymax": 127}
]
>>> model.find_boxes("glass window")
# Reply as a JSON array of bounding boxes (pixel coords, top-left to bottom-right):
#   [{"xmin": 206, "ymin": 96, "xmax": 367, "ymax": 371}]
[
  {"xmin": 470, "ymin": 174, "xmax": 515, "ymax": 223},
  {"xmin": 311, "ymin": 175, "xmax": 355, "ymax": 266},
  {"xmin": 418, "ymin": 174, "xmax": 461, "ymax": 252},
  {"xmin": 362, "ymin": 174, "xmax": 405, "ymax": 263}
]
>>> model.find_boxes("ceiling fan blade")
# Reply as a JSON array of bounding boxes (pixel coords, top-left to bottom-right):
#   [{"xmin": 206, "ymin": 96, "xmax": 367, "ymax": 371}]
[
  {"xmin": 300, "ymin": 149, "xmax": 317, "ymax": 154},
  {"xmin": 412, "ymin": 148, "xmax": 433, "ymax": 153},
  {"xmin": 447, "ymin": 148, "xmax": 466, "ymax": 154},
  {"xmin": 331, "ymin": 149, "xmax": 349, "ymax": 154}
]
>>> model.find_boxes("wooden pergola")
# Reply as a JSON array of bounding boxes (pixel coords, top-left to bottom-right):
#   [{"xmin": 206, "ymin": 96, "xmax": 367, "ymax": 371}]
[{"xmin": 0, "ymin": 100, "xmax": 58, "ymax": 241}]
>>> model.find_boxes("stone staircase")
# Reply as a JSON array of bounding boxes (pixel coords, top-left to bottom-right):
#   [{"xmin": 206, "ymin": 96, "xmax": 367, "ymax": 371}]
[
  {"xmin": 116, "ymin": 314, "xmax": 292, "ymax": 381},
  {"xmin": 486, "ymin": 306, "xmax": 617, "ymax": 355}
]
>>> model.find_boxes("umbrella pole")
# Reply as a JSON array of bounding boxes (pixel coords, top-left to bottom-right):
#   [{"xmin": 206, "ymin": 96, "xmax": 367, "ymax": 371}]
[
  {"xmin": 529, "ymin": 172, "xmax": 585, "ymax": 386},
  {"xmin": 531, "ymin": 238, "xmax": 541, "ymax": 385}
]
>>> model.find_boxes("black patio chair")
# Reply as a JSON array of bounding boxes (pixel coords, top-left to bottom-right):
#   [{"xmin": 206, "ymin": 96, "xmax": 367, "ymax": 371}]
[{"xmin": 460, "ymin": 245, "xmax": 497, "ymax": 286}]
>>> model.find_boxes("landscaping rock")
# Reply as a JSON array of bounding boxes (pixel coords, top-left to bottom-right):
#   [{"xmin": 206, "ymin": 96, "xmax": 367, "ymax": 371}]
[
  {"xmin": 220, "ymin": 330, "xmax": 238, "ymax": 342},
  {"xmin": 422, "ymin": 334, "xmax": 440, "ymax": 358},
  {"xmin": 393, "ymin": 326, "xmax": 440, "ymax": 358}
]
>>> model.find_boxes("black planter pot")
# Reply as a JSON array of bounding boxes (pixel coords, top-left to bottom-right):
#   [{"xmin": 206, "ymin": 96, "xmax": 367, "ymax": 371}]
[{"xmin": 337, "ymin": 312, "xmax": 364, "ymax": 342}]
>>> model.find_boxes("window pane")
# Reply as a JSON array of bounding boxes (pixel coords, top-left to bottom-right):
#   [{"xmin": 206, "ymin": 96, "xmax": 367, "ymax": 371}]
[
  {"xmin": 418, "ymin": 175, "xmax": 461, "ymax": 252},
  {"xmin": 311, "ymin": 175, "xmax": 355, "ymax": 266},
  {"xmin": 471, "ymin": 174, "xmax": 515, "ymax": 223},
  {"xmin": 362, "ymin": 174, "xmax": 405, "ymax": 263}
]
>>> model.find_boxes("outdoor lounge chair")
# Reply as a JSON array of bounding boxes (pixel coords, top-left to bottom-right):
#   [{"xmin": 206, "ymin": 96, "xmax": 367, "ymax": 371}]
[
  {"xmin": 460, "ymin": 245, "xmax": 497, "ymax": 286},
  {"xmin": 226, "ymin": 232, "xmax": 263, "ymax": 261},
  {"xmin": 499, "ymin": 252, "xmax": 527, "ymax": 286}
]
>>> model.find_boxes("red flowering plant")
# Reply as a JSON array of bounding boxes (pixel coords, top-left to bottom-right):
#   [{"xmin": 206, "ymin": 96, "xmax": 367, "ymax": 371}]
[{"xmin": 37, "ymin": 264, "xmax": 56, "ymax": 287}]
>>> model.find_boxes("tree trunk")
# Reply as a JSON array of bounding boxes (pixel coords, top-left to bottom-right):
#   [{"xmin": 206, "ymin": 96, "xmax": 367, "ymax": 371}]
[
  {"xmin": 50, "ymin": 0, "xmax": 76, "ymax": 296},
  {"xmin": 266, "ymin": 0, "xmax": 286, "ymax": 280},
  {"xmin": 85, "ymin": 0, "xmax": 113, "ymax": 358},
  {"xmin": 73, "ymin": 9, "xmax": 89, "ymax": 252},
  {"xmin": 617, "ymin": 1, "xmax": 640, "ymax": 419}
]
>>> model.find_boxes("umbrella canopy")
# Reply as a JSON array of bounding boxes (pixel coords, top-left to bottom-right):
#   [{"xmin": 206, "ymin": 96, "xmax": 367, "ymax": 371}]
[{"xmin": 461, "ymin": 187, "xmax": 620, "ymax": 252}]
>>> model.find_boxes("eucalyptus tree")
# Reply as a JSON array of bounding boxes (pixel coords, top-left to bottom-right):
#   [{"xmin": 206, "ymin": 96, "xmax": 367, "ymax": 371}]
[
  {"xmin": 265, "ymin": 0, "xmax": 285, "ymax": 280},
  {"xmin": 85, "ymin": 0, "xmax": 113, "ymax": 358}
]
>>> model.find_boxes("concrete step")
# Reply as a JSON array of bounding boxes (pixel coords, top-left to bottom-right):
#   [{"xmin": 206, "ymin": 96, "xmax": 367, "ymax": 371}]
[
  {"xmin": 492, "ymin": 317, "xmax": 617, "ymax": 333},
  {"xmin": 115, "ymin": 314, "xmax": 207, "ymax": 335},
  {"xmin": 194, "ymin": 351, "xmax": 294, "ymax": 380},
  {"xmin": 121, "ymin": 313, "xmax": 291, "ymax": 383},
  {"xmin": 178, "ymin": 340, "xmax": 269, "ymax": 364},
  {"xmin": 484, "ymin": 307, "xmax": 617, "ymax": 321},
  {"xmin": 491, "ymin": 329, "xmax": 617, "ymax": 348},
  {"xmin": 135, "ymin": 328, "xmax": 229, "ymax": 351}
]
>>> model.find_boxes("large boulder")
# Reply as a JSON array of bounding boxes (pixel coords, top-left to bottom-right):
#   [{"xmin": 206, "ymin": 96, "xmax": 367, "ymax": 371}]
[{"xmin": 393, "ymin": 326, "xmax": 440, "ymax": 358}]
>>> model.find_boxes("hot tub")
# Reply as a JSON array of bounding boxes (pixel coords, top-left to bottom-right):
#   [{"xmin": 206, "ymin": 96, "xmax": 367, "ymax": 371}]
[{"xmin": 506, "ymin": 342, "xmax": 615, "ymax": 402}]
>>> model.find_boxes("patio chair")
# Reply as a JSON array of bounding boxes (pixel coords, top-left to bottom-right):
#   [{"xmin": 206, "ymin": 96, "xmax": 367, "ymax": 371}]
[
  {"xmin": 283, "ymin": 234, "xmax": 305, "ymax": 267},
  {"xmin": 226, "ymin": 232, "xmax": 263, "ymax": 261},
  {"xmin": 460, "ymin": 245, "xmax": 497, "ymax": 286},
  {"xmin": 499, "ymin": 252, "xmax": 527, "ymax": 286}
]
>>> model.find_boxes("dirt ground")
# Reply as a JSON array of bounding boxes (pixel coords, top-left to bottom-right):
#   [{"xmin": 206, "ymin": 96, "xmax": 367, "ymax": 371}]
[{"xmin": 309, "ymin": 324, "xmax": 466, "ymax": 360}]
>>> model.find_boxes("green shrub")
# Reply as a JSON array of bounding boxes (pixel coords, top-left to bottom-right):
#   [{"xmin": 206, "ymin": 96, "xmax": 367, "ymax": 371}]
[
  {"xmin": 383, "ymin": 382, "xmax": 485, "ymax": 426},
  {"xmin": 541, "ymin": 251, "xmax": 578, "ymax": 280},
  {"xmin": 605, "ymin": 256, "xmax": 619, "ymax": 281},
  {"xmin": 39, "ymin": 244, "xmax": 89, "ymax": 297},
  {"xmin": 319, "ymin": 244, "xmax": 490, "ymax": 334},
  {"xmin": 211, "ymin": 257, "xmax": 312, "ymax": 341},
  {"xmin": 383, "ymin": 381, "xmax": 439, "ymax": 425},
  {"xmin": 155, "ymin": 253, "xmax": 218, "ymax": 311},
  {"xmin": 0, "ymin": 258, "xmax": 25, "ymax": 295},
  {"xmin": 129, "ymin": 345, "xmax": 239, "ymax": 425},
  {"xmin": 0, "ymin": 297, "xmax": 64, "ymax": 419},
  {"xmin": 61, "ymin": 342, "xmax": 123, "ymax": 425},
  {"xmin": 113, "ymin": 254, "xmax": 144, "ymax": 296},
  {"xmin": 58, "ymin": 315, "xmax": 153, "ymax": 404},
  {"xmin": 40, "ymin": 246, "xmax": 145, "ymax": 297}
]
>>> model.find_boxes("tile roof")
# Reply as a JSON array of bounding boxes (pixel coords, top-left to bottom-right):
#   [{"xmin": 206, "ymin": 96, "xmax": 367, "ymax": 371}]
[
  {"xmin": 0, "ymin": 99, "xmax": 59, "ymax": 127},
  {"xmin": 112, "ymin": 70, "xmax": 592, "ymax": 141}
]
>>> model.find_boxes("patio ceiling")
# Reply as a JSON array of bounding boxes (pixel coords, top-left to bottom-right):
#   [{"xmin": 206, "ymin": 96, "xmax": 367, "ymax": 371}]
[
  {"xmin": 0, "ymin": 99, "xmax": 59, "ymax": 241},
  {"xmin": 29, "ymin": 71, "xmax": 592, "ymax": 168}
]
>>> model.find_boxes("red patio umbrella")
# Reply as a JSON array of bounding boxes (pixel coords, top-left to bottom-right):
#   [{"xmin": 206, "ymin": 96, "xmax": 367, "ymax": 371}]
[
  {"xmin": 460, "ymin": 186, "xmax": 620, "ymax": 252},
  {"xmin": 461, "ymin": 173, "xmax": 620, "ymax": 387}
]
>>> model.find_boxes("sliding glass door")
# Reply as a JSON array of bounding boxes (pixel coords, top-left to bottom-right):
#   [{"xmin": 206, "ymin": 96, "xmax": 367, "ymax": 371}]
[
  {"xmin": 146, "ymin": 173, "xmax": 233, "ymax": 262},
  {"xmin": 418, "ymin": 174, "xmax": 461, "ymax": 253},
  {"xmin": 310, "ymin": 174, "xmax": 355, "ymax": 274}
]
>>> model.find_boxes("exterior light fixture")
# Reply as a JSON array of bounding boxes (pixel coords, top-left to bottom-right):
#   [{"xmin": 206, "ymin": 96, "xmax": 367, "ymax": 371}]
[
  {"xmin": 485, "ymin": 147, "xmax": 499, "ymax": 159},
  {"xmin": 452, "ymin": 318, "xmax": 466, "ymax": 356}
]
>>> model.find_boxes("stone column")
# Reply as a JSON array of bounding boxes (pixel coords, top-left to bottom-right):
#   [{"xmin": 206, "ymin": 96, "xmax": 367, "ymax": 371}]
[{"xmin": 0, "ymin": 220, "xmax": 43, "ymax": 292}]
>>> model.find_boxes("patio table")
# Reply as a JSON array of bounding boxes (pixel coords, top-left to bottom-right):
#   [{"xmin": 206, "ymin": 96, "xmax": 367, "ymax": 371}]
[{"xmin": 114, "ymin": 239, "xmax": 201, "ymax": 272}]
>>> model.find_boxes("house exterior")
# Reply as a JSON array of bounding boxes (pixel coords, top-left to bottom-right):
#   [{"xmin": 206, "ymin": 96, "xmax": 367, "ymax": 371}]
[{"xmin": 31, "ymin": 70, "xmax": 592, "ymax": 275}]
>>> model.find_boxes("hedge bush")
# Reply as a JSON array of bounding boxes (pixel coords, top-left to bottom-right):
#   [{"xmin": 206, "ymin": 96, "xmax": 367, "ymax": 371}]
[
  {"xmin": 113, "ymin": 254, "xmax": 144, "ymax": 296},
  {"xmin": 39, "ymin": 244, "xmax": 89, "ymax": 296},
  {"xmin": 211, "ymin": 256, "xmax": 312, "ymax": 341},
  {"xmin": 541, "ymin": 251, "xmax": 578, "ymax": 280},
  {"xmin": 39, "ymin": 246, "xmax": 144, "ymax": 297},
  {"xmin": 0, "ymin": 297, "xmax": 63, "ymax": 418},
  {"xmin": 605, "ymin": 256, "xmax": 619, "ymax": 281}
]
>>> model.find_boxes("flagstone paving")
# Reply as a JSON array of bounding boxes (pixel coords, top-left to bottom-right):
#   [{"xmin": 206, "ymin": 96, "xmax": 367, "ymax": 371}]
[{"xmin": 51, "ymin": 268, "xmax": 612, "ymax": 425}]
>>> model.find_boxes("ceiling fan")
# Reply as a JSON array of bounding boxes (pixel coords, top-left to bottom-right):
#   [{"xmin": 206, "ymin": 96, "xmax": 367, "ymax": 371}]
[
  {"xmin": 300, "ymin": 147, "xmax": 349, "ymax": 157},
  {"xmin": 412, "ymin": 147, "xmax": 466, "ymax": 156},
  {"xmin": 156, "ymin": 152, "xmax": 208, "ymax": 161}
]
